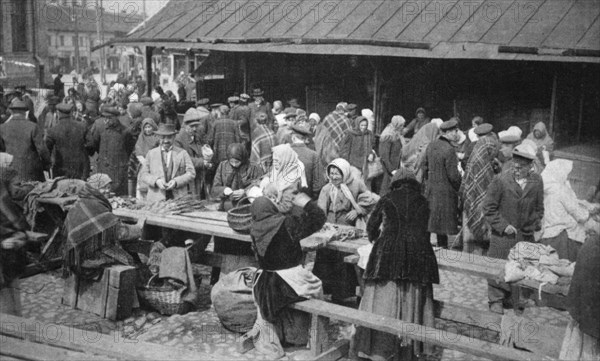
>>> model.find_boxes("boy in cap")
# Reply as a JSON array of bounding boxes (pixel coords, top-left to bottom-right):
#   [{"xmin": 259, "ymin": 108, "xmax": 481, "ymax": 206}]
[{"xmin": 483, "ymin": 143, "xmax": 544, "ymax": 314}]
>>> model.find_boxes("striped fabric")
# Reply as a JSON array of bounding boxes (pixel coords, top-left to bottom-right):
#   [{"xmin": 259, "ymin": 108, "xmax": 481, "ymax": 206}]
[{"xmin": 251, "ymin": 125, "xmax": 278, "ymax": 174}]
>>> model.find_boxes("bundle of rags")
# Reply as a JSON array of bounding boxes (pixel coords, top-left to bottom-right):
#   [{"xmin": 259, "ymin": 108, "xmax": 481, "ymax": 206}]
[{"xmin": 63, "ymin": 184, "xmax": 134, "ymax": 279}]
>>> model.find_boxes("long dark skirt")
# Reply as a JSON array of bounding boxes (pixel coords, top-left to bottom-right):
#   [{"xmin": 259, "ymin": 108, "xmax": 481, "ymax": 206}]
[
  {"xmin": 353, "ymin": 280, "xmax": 435, "ymax": 361},
  {"xmin": 540, "ymin": 230, "xmax": 582, "ymax": 262}
]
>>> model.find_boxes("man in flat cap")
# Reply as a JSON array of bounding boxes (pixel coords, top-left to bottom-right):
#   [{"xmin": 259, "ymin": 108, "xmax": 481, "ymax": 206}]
[
  {"xmin": 459, "ymin": 123, "xmax": 499, "ymax": 253},
  {"xmin": 423, "ymin": 118, "xmax": 462, "ymax": 249},
  {"xmin": 140, "ymin": 96, "xmax": 160, "ymax": 125},
  {"xmin": 249, "ymin": 87, "xmax": 274, "ymax": 133},
  {"xmin": 45, "ymin": 103, "xmax": 91, "ymax": 179},
  {"xmin": 231, "ymin": 94, "xmax": 252, "ymax": 148},
  {"xmin": 276, "ymin": 109, "xmax": 297, "ymax": 145},
  {"xmin": 0, "ymin": 99, "xmax": 50, "ymax": 181},
  {"xmin": 497, "ymin": 130, "xmax": 521, "ymax": 174},
  {"xmin": 175, "ymin": 108, "xmax": 213, "ymax": 199},
  {"xmin": 290, "ymin": 123, "xmax": 323, "ymax": 198},
  {"xmin": 196, "ymin": 98, "xmax": 211, "ymax": 119},
  {"xmin": 86, "ymin": 106, "xmax": 135, "ymax": 195},
  {"xmin": 483, "ymin": 143, "xmax": 543, "ymax": 315}
]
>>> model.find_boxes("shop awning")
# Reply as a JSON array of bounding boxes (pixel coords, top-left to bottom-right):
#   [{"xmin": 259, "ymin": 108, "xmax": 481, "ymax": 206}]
[{"xmin": 95, "ymin": 0, "xmax": 600, "ymax": 63}]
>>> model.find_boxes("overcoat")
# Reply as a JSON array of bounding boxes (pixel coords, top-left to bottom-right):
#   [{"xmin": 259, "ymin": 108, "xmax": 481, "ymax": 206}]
[
  {"xmin": 45, "ymin": 115, "xmax": 91, "ymax": 179},
  {"xmin": 139, "ymin": 146, "xmax": 196, "ymax": 202}
]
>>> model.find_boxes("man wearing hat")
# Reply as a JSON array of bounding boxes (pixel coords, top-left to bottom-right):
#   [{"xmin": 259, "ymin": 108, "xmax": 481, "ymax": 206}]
[
  {"xmin": 140, "ymin": 123, "xmax": 196, "ymax": 202},
  {"xmin": 346, "ymin": 103, "xmax": 358, "ymax": 124},
  {"xmin": 483, "ymin": 143, "xmax": 544, "ymax": 315},
  {"xmin": 403, "ymin": 107, "xmax": 430, "ymax": 138},
  {"xmin": 496, "ymin": 130, "xmax": 521, "ymax": 174},
  {"xmin": 423, "ymin": 118, "xmax": 462, "ymax": 249},
  {"xmin": 196, "ymin": 98, "xmax": 210, "ymax": 119},
  {"xmin": 231, "ymin": 94, "xmax": 252, "ymax": 146},
  {"xmin": 0, "ymin": 99, "xmax": 50, "ymax": 182},
  {"xmin": 290, "ymin": 123, "xmax": 323, "ymax": 198},
  {"xmin": 249, "ymin": 87, "xmax": 274, "ymax": 133},
  {"xmin": 459, "ymin": 123, "xmax": 499, "ymax": 253},
  {"xmin": 276, "ymin": 109, "xmax": 297, "ymax": 144},
  {"xmin": 207, "ymin": 105, "xmax": 240, "ymax": 165},
  {"xmin": 37, "ymin": 95, "xmax": 60, "ymax": 136},
  {"xmin": 45, "ymin": 103, "xmax": 91, "ymax": 179},
  {"xmin": 175, "ymin": 108, "xmax": 213, "ymax": 199},
  {"xmin": 140, "ymin": 96, "xmax": 160, "ymax": 125},
  {"xmin": 86, "ymin": 106, "xmax": 135, "ymax": 195}
]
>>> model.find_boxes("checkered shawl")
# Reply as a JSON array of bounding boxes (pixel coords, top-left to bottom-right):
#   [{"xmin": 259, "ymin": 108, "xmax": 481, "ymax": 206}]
[
  {"xmin": 315, "ymin": 111, "xmax": 352, "ymax": 167},
  {"xmin": 460, "ymin": 136, "xmax": 499, "ymax": 239},
  {"xmin": 210, "ymin": 118, "xmax": 241, "ymax": 164},
  {"xmin": 251, "ymin": 125, "xmax": 277, "ymax": 174},
  {"xmin": 63, "ymin": 184, "xmax": 123, "ymax": 276}
]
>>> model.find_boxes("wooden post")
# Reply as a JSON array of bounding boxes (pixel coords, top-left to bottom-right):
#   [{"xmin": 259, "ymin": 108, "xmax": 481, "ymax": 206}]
[
  {"xmin": 372, "ymin": 62, "xmax": 380, "ymax": 133},
  {"xmin": 576, "ymin": 78, "xmax": 584, "ymax": 142},
  {"xmin": 241, "ymin": 54, "xmax": 248, "ymax": 94},
  {"xmin": 549, "ymin": 73, "xmax": 558, "ymax": 137},
  {"xmin": 145, "ymin": 46, "xmax": 154, "ymax": 96}
]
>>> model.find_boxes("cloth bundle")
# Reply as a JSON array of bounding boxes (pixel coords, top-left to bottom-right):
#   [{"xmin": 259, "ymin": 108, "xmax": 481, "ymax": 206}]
[{"xmin": 504, "ymin": 242, "xmax": 574, "ymax": 285}]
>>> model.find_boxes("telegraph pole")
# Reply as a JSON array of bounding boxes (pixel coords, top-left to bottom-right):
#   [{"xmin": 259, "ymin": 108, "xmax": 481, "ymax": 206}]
[
  {"xmin": 73, "ymin": 0, "xmax": 81, "ymax": 76},
  {"xmin": 95, "ymin": 0, "xmax": 106, "ymax": 84}
]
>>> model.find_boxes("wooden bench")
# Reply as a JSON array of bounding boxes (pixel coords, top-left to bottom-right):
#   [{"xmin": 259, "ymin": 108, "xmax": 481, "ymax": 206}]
[
  {"xmin": 289, "ymin": 299, "xmax": 555, "ymax": 361},
  {"xmin": 0, "ymin": 313, "xmax": 220, "ymax": 360}
]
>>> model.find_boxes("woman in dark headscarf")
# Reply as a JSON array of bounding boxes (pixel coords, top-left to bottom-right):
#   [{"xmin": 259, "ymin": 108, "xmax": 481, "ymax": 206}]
[
  {"xmin": 244, "ymin": 190, "xmax": 326, "ymax": 358},
  {"xmin": 63, "ymin": 176, "xmax": 134, "ymax": 279},
  {"xmin": 212, "ymin": 143, "xmax": 263, "ymax": 207},
  {"xmin": 351, "ymin": 168, "xmax": 439, "ymax": 361},
  {"xmin": 340, "ymin": 116, "xmax": 375, "ymax": 180}
]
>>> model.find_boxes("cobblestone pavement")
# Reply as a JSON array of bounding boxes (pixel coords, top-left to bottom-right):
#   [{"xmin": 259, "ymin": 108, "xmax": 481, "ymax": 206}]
[{"xmin": 17, "ymin": 266, "xmax": 569, "ymax": 360}]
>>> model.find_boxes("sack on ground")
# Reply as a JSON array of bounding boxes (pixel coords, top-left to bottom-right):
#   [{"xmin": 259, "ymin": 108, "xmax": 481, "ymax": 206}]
[{"xmin": 210, "ymin": 267, "xmax": 257, "ymax": 333}]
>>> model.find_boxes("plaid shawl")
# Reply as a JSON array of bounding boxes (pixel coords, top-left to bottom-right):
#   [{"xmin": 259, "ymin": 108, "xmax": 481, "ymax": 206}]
[
  {"xmin": 63, "ymin": 184, "xmax": 125, "ymax": 276},
  {"xmin": 460, "ymin": 136, "xmax": 499, "ymax": 239},
  {"xmin": 251, "ymin": 125, "xmax": 277, "ymax": 174},
  {"xmin": 315, "ymin": 111, "xmax": 352, "ymax": 168},
  {"xmin": 210, "ymin": 118, "xmax": 241, "ymax": 164}
]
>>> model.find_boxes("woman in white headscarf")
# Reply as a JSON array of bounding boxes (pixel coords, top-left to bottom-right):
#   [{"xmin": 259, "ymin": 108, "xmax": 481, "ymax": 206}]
[
  {"xmin": 540, "ymin": 159, "xmax": 599, "ymax": 261},
  {"xmin": 378, "ymin": 115, "xmax": 405, "ymax": 195},
  {"xmin": 260, "ymin": 144, "xmax": 307, "ymax": 211}
]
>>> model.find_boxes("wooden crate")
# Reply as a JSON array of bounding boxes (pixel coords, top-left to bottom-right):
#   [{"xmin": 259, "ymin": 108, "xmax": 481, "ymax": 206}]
[{"xmin": 62, "ymin": 265, "xmax": 137, "ymax": 321}]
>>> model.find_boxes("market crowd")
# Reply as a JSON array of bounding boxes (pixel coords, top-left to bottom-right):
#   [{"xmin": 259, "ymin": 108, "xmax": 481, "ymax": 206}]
[{"xmin": 1, "ymin": 78, "xmax": 599, "ymax": 360}]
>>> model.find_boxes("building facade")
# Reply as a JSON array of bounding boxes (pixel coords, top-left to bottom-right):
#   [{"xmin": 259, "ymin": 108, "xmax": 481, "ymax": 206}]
[{"xmin": 0, "ymin": 0, "xmax": 49, "ymax": 88}]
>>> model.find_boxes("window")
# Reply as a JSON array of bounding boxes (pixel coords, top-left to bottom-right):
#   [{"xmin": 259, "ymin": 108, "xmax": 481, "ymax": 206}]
[
  {"xmin": 72, "ymin": 36, "xmax": 77, "ymax": 46},
  {"xmin": 11, "ymin": 0, "xmax": 28, "ymax": 52},
  {"xmin": 60, "ymin": 36, "xmax": 64, "ymax": 46}
]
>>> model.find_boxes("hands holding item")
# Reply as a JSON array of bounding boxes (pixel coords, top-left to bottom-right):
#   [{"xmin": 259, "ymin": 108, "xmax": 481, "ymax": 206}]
[
  {"xmin": 345, "ymin": 210, "xmax": 359, "ymax": 222},
  {"xmin": 156, "ymin": 178, "xmax": 167, "ymax": 190},
  {"xmin": 292, "ymin": 192, "xmax": 312, "ymax": 208},
  {"xmin": 504, "ymin": 225, "xmax": 517, "ymax": 235},
  {"xmin": 231, "ymin": 189, "xmax": 245, "ymax": 201},
  {"xmin": 166, "ymin": 180, "xmax": 177, "ymax": 190}
]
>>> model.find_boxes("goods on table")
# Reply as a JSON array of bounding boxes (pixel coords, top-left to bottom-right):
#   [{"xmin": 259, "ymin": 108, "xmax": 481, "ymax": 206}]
[
  {"xmin": 329, "ymin": 226, "xmax": 365, "ymax": 242},
  {"xmin": 126, "ymin": 196, "xmax": 208, "ymax": 215}
]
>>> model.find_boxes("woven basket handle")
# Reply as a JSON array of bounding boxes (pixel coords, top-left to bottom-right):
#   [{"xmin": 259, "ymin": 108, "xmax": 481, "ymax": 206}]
[
  {"xmin": 146, "ymin": 274, "xmax": 158, "ymax": 288},
  {"xmin": 236, "ymin": 197, "xmax": 251, "ymax": 206}
]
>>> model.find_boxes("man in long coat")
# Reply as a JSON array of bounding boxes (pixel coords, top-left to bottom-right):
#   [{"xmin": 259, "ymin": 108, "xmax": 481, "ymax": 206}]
[
  {"xmin": 175, "ymin": 109, "xmax": 213, "ymax": 199},
  {"xmin": 483, "ymin": 143, "xmax": 544, "ymax": 314},
  {"xmin": 231, "ymin": 93, "xmax": 252, "ymax": 147},
  {"xmin": 248, "ymin": 88, "xmax": 274, "ymax": 133},
  {"xmin": 45, "ymin": 103, "xmax": 91, "ymax": 179},
  {"xmin": 86, "ymin": 106, "xmax": 135, "ymax": 195},
  {"xmin": 422, "ymin": 119, "xmax": 462, "ymax": 248},
  {"xmin": 38, "ymin": 95, "xmax": 60, "ymax": 137},
  {"xmin": 0, "ymin": 99, "xmax": 49, "ymax": 182},
  {"xmin": 208, "ymin": 105, "xmax": 241, "ymax": 165},
  {"xmin": 290, "ymin": 124, "xmax": 323, "ymax": 199}
]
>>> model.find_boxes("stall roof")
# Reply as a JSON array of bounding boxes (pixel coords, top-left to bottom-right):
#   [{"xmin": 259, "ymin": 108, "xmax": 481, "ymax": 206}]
[{"xmin": 96, "ymin": 0, "xmax": 600, "ymax": 63}]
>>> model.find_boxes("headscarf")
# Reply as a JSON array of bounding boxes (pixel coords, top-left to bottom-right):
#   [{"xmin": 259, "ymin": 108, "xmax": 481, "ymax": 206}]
[
  {"xmin": 361, "ymin": 109, "xmax": 375, "ymax": 132},
  {"xmin": 379, "ymin": 115, "xmax": 405, "ymax": 143},
  {"xmin": 309, "ymin": 113, "xmax": 321, "ymax": 124},
  {"xmin": 267, "ymin": 144, "xmax": 307, "ymax": 201},
  {"xmin": 326, "ymin": 158, "xmax": 362, "ymax": 201},
  {"xmin": 527, "ymin": 122, "xmax": 554, "ymax": 150},
  {"xmin": 135, "ymin": 118, "xmax": 159, "ymax": 157},
  {"xmin": 225, "ymin": 143, "xmax": 251, "ymax": 189},
  {"xmin": 250, "ymin": 196, "xmax": 286, "ymax": 257},
  {"xmin": 507, "ymin": 126, "xmax": 523, "ymax": 139},
  {"xmin": 402, "ymin": 122, "xmax": 440, "ymax": 161},
  {"xmin": 431, "ymin": 118, "xmax": 443, "ymax": 128},
  {"xmin": 541, "ymin": 159, "xmax": 573, "ymax": 191}
]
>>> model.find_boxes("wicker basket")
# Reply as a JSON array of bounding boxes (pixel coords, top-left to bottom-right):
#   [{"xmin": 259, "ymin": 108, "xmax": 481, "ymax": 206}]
[
  {"xmin": 227, "ymin": 198, "xmax": 253, "ymax": 234},
  {"xmin": 137, "ymin": 275, "xmax": 189, "ymax": 315}
]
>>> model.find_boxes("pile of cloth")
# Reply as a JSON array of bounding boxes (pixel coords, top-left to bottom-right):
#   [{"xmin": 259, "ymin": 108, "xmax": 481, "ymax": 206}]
[
  {"xmin": 24, "ymin": 177, "xmax": 86, "ymax": 227},
  {"xmin": 503, "ymin": 242, "xmax": 574, "ymax": 296}
]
